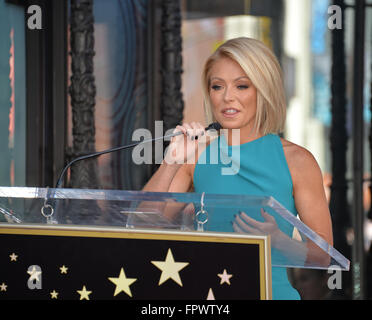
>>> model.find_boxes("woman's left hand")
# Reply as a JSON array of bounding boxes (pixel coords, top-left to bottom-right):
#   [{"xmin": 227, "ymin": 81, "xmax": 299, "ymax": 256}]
[{"xmin": 232, "ymin": 208, "xmax": 282, "ymax": 244}]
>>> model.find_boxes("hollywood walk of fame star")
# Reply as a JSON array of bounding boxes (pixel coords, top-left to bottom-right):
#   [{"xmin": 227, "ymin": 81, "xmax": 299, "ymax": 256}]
[
  {"xmin": 218, "ymin": 269, "xmax": 233, "ymax": 285},
  {"xmin": 60, "ymin": 265, "xmax": 68, "ymax": 274},
  {"xmin": 9, "ymin": 253, "xmax": 18, "ymax": 262},
  {"xmin": 77, "ymin": 285, "xmax": 92, "ymax": 300},
  {"xmin": 151, "ymin": 248, "xmax": 189, "ymax": 287},
  {"xmin": 27, "ymin": 266, "xmax": 42, "ymax": 282},
  {"xmin": 108, "ymin": 268, "xmax": 137, "ymax": 298}
]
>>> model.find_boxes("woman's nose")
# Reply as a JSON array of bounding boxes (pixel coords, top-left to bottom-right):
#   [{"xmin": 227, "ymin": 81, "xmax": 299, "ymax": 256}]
[{"xmin": 223, "ymin": 86, "xmax": 234, "ymax": 102}]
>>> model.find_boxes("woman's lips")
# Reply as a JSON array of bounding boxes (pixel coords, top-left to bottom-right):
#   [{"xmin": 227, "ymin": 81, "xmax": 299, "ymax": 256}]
[{"xmin": 221, "ymin": 108, "xmax": 240, "ymax": 118}]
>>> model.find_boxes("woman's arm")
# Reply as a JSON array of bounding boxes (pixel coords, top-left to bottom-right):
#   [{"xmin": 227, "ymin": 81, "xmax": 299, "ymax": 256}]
[
  {"xmin": 142, "ymin": 161, "xmax": 185, "ymax": 192},
  {"xmin": 140, "ymin": 123, "xmax": 205, "ymax": 223},
  {"xmin": 289, "ymin": 146, "xmax": 333, "ymax": 247},
  {"xmin": 233, "ymin": 144, "xmax": 334, "ymax": 267},
  {"xmin": 286, "ymin": 144, "xmax": 333, "ymax": 266}
]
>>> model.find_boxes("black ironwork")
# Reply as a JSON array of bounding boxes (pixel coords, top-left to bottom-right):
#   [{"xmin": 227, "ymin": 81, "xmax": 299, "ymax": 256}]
[
  {"xmin": 160, "ymin": 0, "xmax": 184, "ymax": 136},
  {"xmin": 69, "ymin": 0, "xmax": 98, "ymax": 189},
  {"xmin": 368, "ymin": 7, "xmax": 372, "ymax": 222},
  {"xmin": 368, "ymin": 20, "xmax": 372, "ymax": 298},
  {"xmin": 329, "ymin": 0, "xmax": 350, "ymax": 267},
  {"xmin": 351, "ymin": 0, "xmax": 366, "ymax": 300}
]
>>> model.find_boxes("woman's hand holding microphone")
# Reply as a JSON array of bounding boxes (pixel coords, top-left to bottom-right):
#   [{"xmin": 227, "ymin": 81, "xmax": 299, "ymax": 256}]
[{"xmin": 164, "ymin": 122, "xmax": 207, "ymax": 165}]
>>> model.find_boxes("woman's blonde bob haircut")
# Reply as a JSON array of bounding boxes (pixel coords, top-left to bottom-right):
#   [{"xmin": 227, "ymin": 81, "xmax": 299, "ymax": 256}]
[{"xmin": 201, "ymin": 37, "xmax": 286, "ymax": 135}]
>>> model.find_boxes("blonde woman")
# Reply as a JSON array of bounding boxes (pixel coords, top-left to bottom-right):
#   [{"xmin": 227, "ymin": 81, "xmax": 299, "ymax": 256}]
[{"xmin": 143, "ymin": 37, "xmax": 333, "ymax": 300}]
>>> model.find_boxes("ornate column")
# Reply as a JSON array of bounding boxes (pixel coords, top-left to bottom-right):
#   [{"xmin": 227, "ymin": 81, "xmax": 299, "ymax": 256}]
[
  {"xmin": 160, "ymin": 0, "xmax": 184, "ymax": 135},
  {"xmin": 69, "ymin": 0, "xmax": 98, "ymax": 189}
]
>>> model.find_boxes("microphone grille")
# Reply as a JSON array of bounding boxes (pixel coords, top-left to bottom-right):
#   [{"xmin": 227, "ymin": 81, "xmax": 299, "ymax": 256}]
[{"xmin": 207, "ymin": 122, "xmax": 222, "ymax": 131}]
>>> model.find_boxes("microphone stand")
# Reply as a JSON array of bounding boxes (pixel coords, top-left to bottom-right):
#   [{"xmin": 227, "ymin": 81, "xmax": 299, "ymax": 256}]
[
  {"xmin": 43, "ymin": 122, "xmax": 221, "ymax": 224},
  {"xmin": 55, "ymin": 122, "xmax": 221, "ymax": 188}
]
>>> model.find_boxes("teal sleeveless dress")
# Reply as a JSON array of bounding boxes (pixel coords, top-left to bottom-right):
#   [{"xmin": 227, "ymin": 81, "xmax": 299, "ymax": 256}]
[{"xmin": 193, "ymin": 133, "xmax": 301, "ymax": 300}]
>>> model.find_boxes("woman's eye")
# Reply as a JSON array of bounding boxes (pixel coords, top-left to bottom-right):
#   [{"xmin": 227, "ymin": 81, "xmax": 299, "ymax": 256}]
[
  {"xmin": 211, "ymin": 85, "xmax": 222, "ymax": 91},
  {"xmin": 237, "ymin": 85, "xmax": 249, "ymax": 90}
]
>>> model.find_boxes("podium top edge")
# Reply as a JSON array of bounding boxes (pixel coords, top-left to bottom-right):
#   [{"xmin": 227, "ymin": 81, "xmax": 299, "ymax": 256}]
[
  {"xmin": 0, "ymin": 186, "xmax": 272, "ymax": 204},
  {"xmin": 0, "ymin": 222, "xmax": 269, "ymax": 244}
]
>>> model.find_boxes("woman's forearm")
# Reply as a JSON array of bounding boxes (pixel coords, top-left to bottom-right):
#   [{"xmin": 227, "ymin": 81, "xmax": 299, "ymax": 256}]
[
  {"xmin": 142, "ymin": 161, "xmax": 182, "ymax": 192},
  {"xmin": 140, "ymin": 162, "xmax": 189, "ymax": 224}
]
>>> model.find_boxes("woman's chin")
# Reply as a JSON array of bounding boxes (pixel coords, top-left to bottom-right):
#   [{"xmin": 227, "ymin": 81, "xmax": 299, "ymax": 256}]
[{"xmin": 217, "ymin": 120, "xmax": 242, "ymax": 130}]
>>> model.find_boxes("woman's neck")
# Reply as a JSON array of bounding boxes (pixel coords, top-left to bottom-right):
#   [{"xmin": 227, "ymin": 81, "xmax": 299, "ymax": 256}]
[{"xmin": 224, "ymin": 125, "xmax": 262, "ymax": 146}]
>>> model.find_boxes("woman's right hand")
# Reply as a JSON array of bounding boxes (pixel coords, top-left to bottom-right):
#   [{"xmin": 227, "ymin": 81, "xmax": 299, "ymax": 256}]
[{"xmin": 164, "ymin": 122, "xmax": 206, "ymax": 165}]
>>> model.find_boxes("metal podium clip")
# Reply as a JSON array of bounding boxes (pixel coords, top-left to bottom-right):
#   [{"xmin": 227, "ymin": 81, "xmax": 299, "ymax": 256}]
[
  {"xmin": 195, "ymin": 192, "xmax": 208, "ymax": 232},
  {"xmin": 41, "ymin": 187, "xmax": 56, "ymax": 224}
]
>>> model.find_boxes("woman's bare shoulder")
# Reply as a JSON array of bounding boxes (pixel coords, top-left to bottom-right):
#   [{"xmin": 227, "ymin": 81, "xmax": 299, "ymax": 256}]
[{"xmin": 279, "ymin": 138, "xmax": 321, "ymax": 180}]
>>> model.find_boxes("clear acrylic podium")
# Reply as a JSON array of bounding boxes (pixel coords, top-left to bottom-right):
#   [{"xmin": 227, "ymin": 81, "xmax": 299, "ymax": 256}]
[{"xmin": 0, "ymin": 187, "xmax": 350, "ymax": 300}]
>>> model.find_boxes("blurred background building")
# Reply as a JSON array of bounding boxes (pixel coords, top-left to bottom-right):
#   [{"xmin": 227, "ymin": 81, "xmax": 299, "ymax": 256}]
[{"xmin": 0, "ymin": 0, "xmax": 371, "ymax": 299}]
